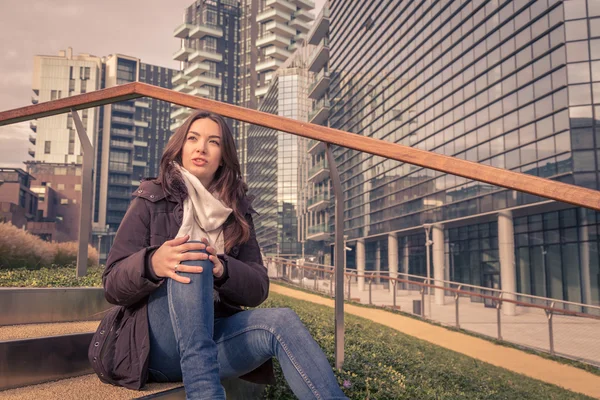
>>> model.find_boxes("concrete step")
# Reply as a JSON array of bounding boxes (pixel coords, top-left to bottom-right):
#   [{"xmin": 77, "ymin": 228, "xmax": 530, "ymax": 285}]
[
  {"xmin": 0, "ymin": 321, "xmax": 100, "ymax": 341},
  {"xmin": 0, "ymin": 374, "xmax": 183, "ymax": 399}
]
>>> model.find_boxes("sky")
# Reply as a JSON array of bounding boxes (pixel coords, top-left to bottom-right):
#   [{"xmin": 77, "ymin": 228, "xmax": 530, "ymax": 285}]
[{"xmin": 0, "ymin": 0, "xmax": 325, "ymax": 169}]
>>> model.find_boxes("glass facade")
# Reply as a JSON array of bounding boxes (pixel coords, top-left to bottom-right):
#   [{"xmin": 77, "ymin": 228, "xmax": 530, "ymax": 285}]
[
  {"xmin": 248, "ymin": 62, "xmax": 310, "ymax": 257},
  {"xmin": 321, "ymin": 0, "xmax": 600, "ymax": 305}
]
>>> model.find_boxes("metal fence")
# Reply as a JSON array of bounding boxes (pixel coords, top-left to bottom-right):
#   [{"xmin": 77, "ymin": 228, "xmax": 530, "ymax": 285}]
[{"xmin": 266, "ymin": 257, "xmax": 600, "ymax": 368}]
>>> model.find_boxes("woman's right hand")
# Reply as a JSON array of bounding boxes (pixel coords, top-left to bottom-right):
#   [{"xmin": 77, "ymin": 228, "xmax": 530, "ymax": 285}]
[{"xmin": 150, "ymin": 235, "xmax": 208, "ymax": 283}]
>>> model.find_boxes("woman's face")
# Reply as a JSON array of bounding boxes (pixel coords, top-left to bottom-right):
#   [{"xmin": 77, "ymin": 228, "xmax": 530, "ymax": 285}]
[{"xmin": 181, "ymin": 118, "xmax": 223, "ymax": 188}]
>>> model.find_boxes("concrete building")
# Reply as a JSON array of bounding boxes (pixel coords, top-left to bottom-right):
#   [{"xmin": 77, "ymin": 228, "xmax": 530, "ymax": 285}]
[
  {"xmin": 0, "ymin": 169, "xmax": 38, "ymax": 230},
  {"xmin": 93, "ymin": 54, "xmax": 175, "ymax": 261},
  {"xmin": 300, "ymin": 0, "xmax": 600, "ymax": 307},
  {"xmin": 29, "ymin": 48, "xmax": 102, "ymax": 163},
  {"xmin": 25, "ymin": 161, "xmax": 82, "ymax": 242}
]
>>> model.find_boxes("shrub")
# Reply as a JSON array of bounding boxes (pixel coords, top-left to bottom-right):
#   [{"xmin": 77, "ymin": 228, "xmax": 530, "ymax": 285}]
[
  {"xmin": 0, "ymin": 266, "xmax": 104, "ymax": 287},
  {"xmin": 53, "ymin": 241, "xmax": 99, "ymax": 268},
  {"xmin": 0, "ymin": 222, "xmax": 99, "ymax": 269}
]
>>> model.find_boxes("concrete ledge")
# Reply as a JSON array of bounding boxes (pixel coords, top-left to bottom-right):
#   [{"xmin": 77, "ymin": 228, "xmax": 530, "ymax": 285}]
[{"xmin": 0, "ymin": 287, "xmax": 111, "ymax": 326}]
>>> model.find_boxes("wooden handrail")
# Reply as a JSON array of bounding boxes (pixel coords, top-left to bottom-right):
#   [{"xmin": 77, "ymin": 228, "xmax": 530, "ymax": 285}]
[
  {"xmin": 268, "ymin": 259, "xmax": 600, "ymax": 320},
  {"xmin": 1, "ymin": 82, "xmax": 600, "ymax": 210}
]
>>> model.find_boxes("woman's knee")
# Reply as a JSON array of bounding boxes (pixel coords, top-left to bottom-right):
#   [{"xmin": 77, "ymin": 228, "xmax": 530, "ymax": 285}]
[{"xmin": 267, "ymin": 308, "xmax": 305, "ymax": 334}]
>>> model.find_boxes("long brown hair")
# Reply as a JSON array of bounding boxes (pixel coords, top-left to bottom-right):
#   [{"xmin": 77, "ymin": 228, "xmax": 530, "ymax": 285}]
[{"xmin": 157, "ymin": 110, "xmax": 251, "ymax": 251}]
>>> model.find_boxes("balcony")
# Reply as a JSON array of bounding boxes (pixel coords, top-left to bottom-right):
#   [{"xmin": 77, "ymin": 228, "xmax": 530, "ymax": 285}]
[
  {"xmin": 264, "ymin": 21, "xmax": 296, "ymax": 37},
  {"xmin": 289, "ymin": 18, "xmax": 310, "ymax": 34},
  {"xmin": 107, "ymin": 190, "xmax": 131, "ymax": 200},
  {"xmin": 108, "ymin": 162, "xmax": 133, "ymax": 175},
  {"xmin": 293, "ymin": 9, "xmax": 314, "ymax": 22},
  {"xmin": 184, "ymin": 62, "xmax": 211, "ymax": 77},
  {"xmin": 134, "ymin": 120, "xmax": 149, "ymax": 128},
  {"xmin": 133, "ymin": 159, "xmax": 147, "ymax": 167},
  {"xmin": 256, "ymin": 85, "xmax": 269, "ymax": 98},
  {"xmin": 307, "ymin": 3, "xmax": 329, "ymax": 45},
  {"xmin": 111, "ymin": 116, "xmax": 134, "ymax": 126},
  {"xmin": 173, "ymin": 23, "xmax": 194, "ymax": 39},
  {"xmin": 173, "ymin": 47, "xmax": 193, "ymax": 62},
  {"xmin": 134, "ymin": 100, "xmax": 150, "ymax": 108},
  {"xmin": 296, "ymin": 0, "xmax": 315, "ymax": 10},
  {"xmin": 308, "ymin": 37, "xmax": 329, "ymax": 73},
  {"xmin": 308, "ymin": 98, "xmax": 330, "ymax": 125},
  {"xmin": 174, "ymin": 83, "xmax": 193, "ymax": 93},
  {"xmin": 308, "ymin": 138, "xmax": 326, "ymax": 154},
  {"xmin": 308, "ymin": 70, "xmax": 330, "ymax": 99},
  {"xmin": 30, "ymin": 120, "xmax": 37, "ymax": 132},
  {"xmin": 266, "ymin": 0, "xmax": 296, "ymax": 14},
  {"xmin": 172, "ymin": 72, "xmax": 189, "ymax": 86},
  {"xmin": 170, "ymin": 119, "xmax": 184, "ymax": 131},
  {"xmin": 112, "ymin": 104, "xmax": 135, "ymax": 114},
  {"xmin": 188, "ymin": 73, "xmax": 221, "ymax": 88},
  {"xmin": 308, "ymin": 159, "xmax": 329, "ymax": 183},
  {"xmin": 307, "ymin": 193, "xmax": 329, "ymax": 212},
  {"xmin": 265, "ymin": 46, "xmax": 292, "ymax": 61},
  {"xmin": 133, "ymin": 139, "xmax": 148, "ymax": 147},
  {"xmin": 188, "ymin": 49, "xmax": 223, "ymax": 63},
  {"xmin": 294, "ymin": 33, "xmax": 307, "ymax": 44},
  {"xmin": 28, "ymin": 148, "xmax": 35, "ymax": 158},
  {"xmin": 111, "ymin": 128, "xmax": 134, "ymax": 138},
  {"xmin": 109, "ymin": 140, "xmax": 133, "ymax": 150},
  {"xmin": 307, "ymin": 223, "xmax": 329, "ymax": 241},
  {"xmin": 29, "ymin": 134, "xmax": 36, "ymax": 145},
  {"xmin": 256, "ymin": 33, "xmax": 291, "ymax": 48},
  {"xmin": 257, "ymin": 8, "xmax": 291, "ymax": 24},
  {"xmin": 171, "ymin": 107, "xmax": 192, "ymax": 120},
  {"xmin": 256, "ymin": 59, "xmax": 283, "ymax": 73},
  {"xmin": 189, "ymin": 87, "xmax": 210, "ymax": 97},
  {"xmin": 189, "ymin": 23, "xmax": 223, "ymax": 39}
]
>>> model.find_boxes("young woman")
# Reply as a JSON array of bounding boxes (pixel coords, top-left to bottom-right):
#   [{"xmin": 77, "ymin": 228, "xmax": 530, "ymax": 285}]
[{"xmin": 91, "ymin": 110, "xmax": 348, "ymax": 400}]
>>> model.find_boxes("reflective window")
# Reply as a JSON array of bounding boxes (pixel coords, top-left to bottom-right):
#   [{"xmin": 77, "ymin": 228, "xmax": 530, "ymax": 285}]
[
  {"xmin": 565, "ymin": 20, "xmax": 589, "ymax": 41},
  {"xmin": 567, "ymin": 41, "xmax": 590, "ymax": 62},
  {"xmin": 564, "ymin": 0, "xmax": 587, "ymax": 20},
  {"xmin": 568, "ymin": 62, "xmax": 591, "ymax": 83},
  {"xmin": 569, "ymin": 83, "xmax": 592, "ymax": 105}
]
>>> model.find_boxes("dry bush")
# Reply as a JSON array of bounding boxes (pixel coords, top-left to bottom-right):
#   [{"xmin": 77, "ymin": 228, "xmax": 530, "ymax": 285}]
[
  {"xmin": 0, "ymin": 223, "xmax": 99, "ymax": 269},
  {"xmin": 53, "ymin": 241, "xmax": 99, "ymax": 268}
]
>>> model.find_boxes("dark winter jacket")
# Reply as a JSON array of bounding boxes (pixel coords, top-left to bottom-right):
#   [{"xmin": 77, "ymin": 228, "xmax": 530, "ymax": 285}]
[{"xmin": 88, "ymin": 179, "xmax": 272, "ymax": 390}]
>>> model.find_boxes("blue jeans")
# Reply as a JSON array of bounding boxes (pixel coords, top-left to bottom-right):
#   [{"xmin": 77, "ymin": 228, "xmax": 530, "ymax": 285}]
[{"xmin": 147, "ymin": 251, "xmax": 348, "ymax": 400}]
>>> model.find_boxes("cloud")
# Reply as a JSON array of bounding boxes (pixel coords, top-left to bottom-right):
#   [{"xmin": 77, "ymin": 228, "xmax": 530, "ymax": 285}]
[{"xmin": 32, "ymin": 2, "xmax": 82, "ymax": 18}]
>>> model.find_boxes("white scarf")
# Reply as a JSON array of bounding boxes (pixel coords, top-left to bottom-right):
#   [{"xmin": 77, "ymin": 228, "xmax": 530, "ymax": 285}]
[{"xmin": 176, "ymin": 164, "xmax": 232, "ymax": 254}]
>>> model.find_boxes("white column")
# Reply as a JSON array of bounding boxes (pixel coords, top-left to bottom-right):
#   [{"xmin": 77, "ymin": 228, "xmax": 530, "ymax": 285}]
[
  {"xmin": 432, "ymin": 224, "xmax": 445, "ymax": 305},
  {"xmin": 498, "ymin": 210, "xmax": 517, "ymax": 316},
  {"xmin": 579, "ymin": 208, "xmax": 592, "ymax": 305},
  {"xmin": 356, "ymin": 239, "xmax": 365, "ymax": 291},
  {"xmin": 388, "ymin": 233, "xmax": 398, "ymax": 292},
  {"xmin": 375, "ymin": 240, "xmax": 381, "ymax": 284}
]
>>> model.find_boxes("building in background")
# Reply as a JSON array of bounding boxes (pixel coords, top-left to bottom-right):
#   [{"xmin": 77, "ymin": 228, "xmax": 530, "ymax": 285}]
[
  {"xmin": 313, "ymin": 0, "xmax": 600, "ymax": 306},
  {"xmin": 29, "ymin": 48, "xmax": 102, "ymax": 164},
  {"xmin": 93, "ymin": 54, "xmax": 175, "ymax": 261},
  {"xmin": 171, "ymin": 0, "xmax": 315, "ymax": 179},
  {"xmin": 247, "ymin": 46, "xmax": 312, "ymax": 258},
  {"xmin": 25, "ymin": 161, "xmax": 82, "ymax": 242},
  {"xmin": 0, "ymin": 168, "xmax": 37, "ymax": 230}
]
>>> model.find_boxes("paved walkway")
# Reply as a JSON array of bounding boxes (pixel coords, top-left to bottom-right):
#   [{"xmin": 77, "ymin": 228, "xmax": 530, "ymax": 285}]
[{"xmin": 270, "ymin": 283, "xmax": 600, "ymax": 399}]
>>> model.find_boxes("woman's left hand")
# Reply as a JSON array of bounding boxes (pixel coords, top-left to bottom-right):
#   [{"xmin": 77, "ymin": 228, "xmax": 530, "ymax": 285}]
[{"xmin": 201, "ymin": 237, "xmax": 224, "ymax": 278}]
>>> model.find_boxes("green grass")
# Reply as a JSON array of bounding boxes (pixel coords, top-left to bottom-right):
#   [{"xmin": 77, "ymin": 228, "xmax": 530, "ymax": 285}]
[
  {"xmin": 273, "ymin": 279, "xmax": 600, "ymax": 377},
  {"xmin": 260, "ymin": 292, "xmax": 593, "ymax": 400}
]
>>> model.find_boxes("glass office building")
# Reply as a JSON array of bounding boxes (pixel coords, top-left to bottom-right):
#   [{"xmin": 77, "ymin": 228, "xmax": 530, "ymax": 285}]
[
  {"xmin": 247, "ymin": 50, "xmax": 311, "ymax": 257},
  {"xmin": 321, "ymin": 0, "xmax": 600, "ymax": 305}
]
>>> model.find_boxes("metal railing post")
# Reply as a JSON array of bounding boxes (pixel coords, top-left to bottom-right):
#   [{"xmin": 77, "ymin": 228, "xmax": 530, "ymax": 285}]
[
  {"xmin": 392, "ymin": 280, "xmax": 397, "ymax": 308},
  {"xmin": 547, "ymin": 301, "xmax": 555, "ymax": 355},
  {"xmin": 496, "ymin": 293, "xmax": 503, "ymax": 341},
  {"xmin": 369, "ymin": 274, "xmax": 373, "ymax": 305},
  {"xmin": 300, "ymin": 267, "xmax": 305, "ymax": 288},
  {"xmin": 347, "ymin": 275, "xmax": 351, "ymax": 301},
  {"xmin": 420, "ymin": 287, "xmax": 425, "ymax": 318},
  {"xmin": 455, "ymin": 285, "xmax": 461, "ymax": 329},
  {"xmin": 71, "ymin": 109, "xmax": 93, "ymax": 278},
  {"xmin": 329, "ymin": 273, "xmax": 333, "ymax": 297}
]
